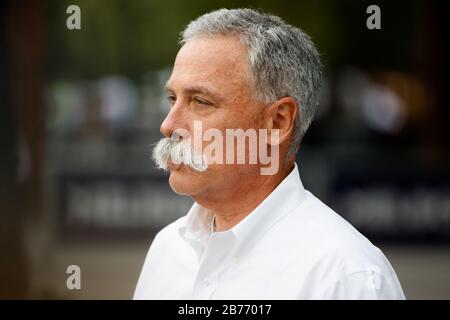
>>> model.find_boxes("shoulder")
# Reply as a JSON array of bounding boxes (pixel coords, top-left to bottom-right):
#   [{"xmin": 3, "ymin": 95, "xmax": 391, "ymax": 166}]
[
  {"xmin": 272, "ymin": 191, "xmax": 404, "ymax": 296},
  {"xmin": 278, "ymin": 190, "xmax": 379, "ymax": 258},
  {"xmin": 288, "ymin": 191, "xmax": 405, "ymax": 298},
  {"xmin": 146, "ymin": 215, "xmax": 186, "ymax": 253},
  {"xmin": 134, "ymin": 216, "xmax": 188, "ymax": 299}
]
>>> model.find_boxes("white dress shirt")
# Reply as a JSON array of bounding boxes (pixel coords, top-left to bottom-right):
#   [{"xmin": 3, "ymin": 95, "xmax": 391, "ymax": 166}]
[{"xmin": 134, "ymin": 164, "xmax": 405, "ymax": 299}]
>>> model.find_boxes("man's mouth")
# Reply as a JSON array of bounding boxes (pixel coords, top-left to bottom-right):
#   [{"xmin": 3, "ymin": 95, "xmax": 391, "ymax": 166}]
[{"xmin": 167, "ymin": 159, "xmax": 182, "ymax": 171}]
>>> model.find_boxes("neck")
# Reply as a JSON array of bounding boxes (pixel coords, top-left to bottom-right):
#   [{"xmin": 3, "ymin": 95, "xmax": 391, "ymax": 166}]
[{"xmin": 196, "ymin": 161, "xmax": 295, "ymax": 232}]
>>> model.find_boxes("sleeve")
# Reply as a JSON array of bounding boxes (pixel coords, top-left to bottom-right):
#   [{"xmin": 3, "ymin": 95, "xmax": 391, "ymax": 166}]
[{"xmin": 321, "ymin": 270, "xmax": 406, "ymax": 300}]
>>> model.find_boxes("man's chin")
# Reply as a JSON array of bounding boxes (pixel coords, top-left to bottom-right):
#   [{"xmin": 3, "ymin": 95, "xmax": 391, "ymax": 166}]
[{"xmin": 167, "ymin": 166, "xmax": 198, "ymax": 196}]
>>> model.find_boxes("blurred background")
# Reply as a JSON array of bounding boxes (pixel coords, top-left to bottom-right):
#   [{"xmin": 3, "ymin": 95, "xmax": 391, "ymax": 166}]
[{"xmin": 1, "ymin": 0, "xmax": 449, "ymax": 299}]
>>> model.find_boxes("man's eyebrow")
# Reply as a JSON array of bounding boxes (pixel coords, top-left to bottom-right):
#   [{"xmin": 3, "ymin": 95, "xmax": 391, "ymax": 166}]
[
  {"xmin": 164, "ymin": 81, "xmax": 174, "ymax": 93},
  {"xmin": 164, "ymin": 82, "xmax": 224, "ymax": 102}
]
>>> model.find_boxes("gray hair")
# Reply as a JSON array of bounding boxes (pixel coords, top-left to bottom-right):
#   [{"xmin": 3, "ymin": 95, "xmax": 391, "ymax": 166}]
[{"xmin": 180, "ymin": 8, "xmax": 323, "ymax": 158}]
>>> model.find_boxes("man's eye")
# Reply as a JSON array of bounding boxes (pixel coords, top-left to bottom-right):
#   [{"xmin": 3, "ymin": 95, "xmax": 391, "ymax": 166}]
[
  {"xmin": 194, "ymin": 97, "xmax": 211, "ymax": 105},
  {"xmin": 167, "ymin": 95, "xmax": 176, "ymax": 105}
]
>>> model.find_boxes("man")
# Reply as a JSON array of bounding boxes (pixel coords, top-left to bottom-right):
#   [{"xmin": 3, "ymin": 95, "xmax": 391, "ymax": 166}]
[{"xmin": 134, "ymin": 8, "xmax": 405, "ymax": 299}]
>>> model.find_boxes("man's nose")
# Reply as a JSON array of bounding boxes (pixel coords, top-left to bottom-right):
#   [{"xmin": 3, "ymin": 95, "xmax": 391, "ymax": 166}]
[{"xmin": 160, "ymin": 103, "xmax": 188, "ymax": 139}]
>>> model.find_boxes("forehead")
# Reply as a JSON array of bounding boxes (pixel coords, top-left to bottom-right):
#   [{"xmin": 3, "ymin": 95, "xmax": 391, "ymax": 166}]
[{"xmin": 168, "ymin": 36, "xmax": 251, "ymax": 95}]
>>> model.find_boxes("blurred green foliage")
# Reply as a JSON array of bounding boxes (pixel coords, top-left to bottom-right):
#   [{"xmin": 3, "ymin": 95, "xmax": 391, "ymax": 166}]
[{"xmin": 47, "ymin": 0, "xmax": 420, "ymax": 80}]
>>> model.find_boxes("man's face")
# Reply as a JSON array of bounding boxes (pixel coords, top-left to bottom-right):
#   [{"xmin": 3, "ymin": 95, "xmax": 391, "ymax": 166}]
[{"xmin": 160, "ymin": 35, "xmax": 267, "ymax": 198}]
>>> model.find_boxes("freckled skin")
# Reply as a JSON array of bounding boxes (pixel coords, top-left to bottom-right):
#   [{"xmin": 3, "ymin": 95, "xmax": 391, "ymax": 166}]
[{"xmin": 160, "ymin": 35, "xmax": 296, "ymax": 231}]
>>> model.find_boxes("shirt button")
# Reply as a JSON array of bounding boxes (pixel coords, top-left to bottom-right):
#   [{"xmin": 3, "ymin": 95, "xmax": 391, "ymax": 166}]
[{"xmin": 203, "ymin": 277, "xmax": 212, "ymax": 286}]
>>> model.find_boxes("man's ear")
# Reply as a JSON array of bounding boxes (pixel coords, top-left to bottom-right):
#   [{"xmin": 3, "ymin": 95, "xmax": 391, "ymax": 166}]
[{"xmin": 263, "ymin": 97, "xmax": 298, "ymax": 146}]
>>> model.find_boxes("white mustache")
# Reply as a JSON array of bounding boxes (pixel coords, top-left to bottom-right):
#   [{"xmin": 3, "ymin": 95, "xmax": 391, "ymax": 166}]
[{"xmin": 152, "ymin": 137, "xmax": 208, "ymax": 172}]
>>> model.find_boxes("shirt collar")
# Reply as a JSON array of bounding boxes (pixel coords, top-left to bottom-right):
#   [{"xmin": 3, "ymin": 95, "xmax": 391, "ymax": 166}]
[{"xmin": 178, "ymin": 163, "xmax": 307, "ymax": 261}]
